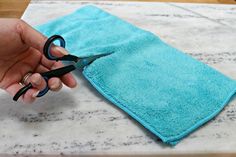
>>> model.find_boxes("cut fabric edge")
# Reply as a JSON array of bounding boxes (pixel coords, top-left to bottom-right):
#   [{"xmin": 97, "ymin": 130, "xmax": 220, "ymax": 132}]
[{"xmin": 83, "ymin": 69, "xmax": 236, "ymax": 145}]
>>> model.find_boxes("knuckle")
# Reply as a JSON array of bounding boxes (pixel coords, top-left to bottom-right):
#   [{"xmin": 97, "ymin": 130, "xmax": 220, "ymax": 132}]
[
  {"xmin": 15, "ymin": 19, "xmax": 26, "ymax": 34},
  {"xmin": 15, "ymin": 19, "xmax": 28, "ymax": 44},
  {"xmin": 42, "ymin": 35, "xmax": 47, "ymax": 41}
]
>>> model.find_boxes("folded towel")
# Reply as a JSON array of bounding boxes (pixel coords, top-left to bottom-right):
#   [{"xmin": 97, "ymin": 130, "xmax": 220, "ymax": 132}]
[{"xmin": 36, "ymin": 5, "xmax": 236, "ymax": 145}]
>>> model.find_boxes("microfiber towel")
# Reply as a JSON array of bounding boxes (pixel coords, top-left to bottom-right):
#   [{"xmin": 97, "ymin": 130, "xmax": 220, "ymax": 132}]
[{"xmin": 36, "ymin": 5, "xmax": 236, "ymax": 145}]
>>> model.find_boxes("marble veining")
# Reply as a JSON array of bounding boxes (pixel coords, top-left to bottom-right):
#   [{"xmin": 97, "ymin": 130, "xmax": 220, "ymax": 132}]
[{"xmin": 0, "ymin": 0, "xmax": 236, "ymax": 156}]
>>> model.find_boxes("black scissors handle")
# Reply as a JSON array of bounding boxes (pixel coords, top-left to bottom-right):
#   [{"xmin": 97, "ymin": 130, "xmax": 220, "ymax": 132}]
[
  {"xmin": 44, "ymin": 35, "xmax": 78, "ymax": 62},
  {"xmin": 13, "ymin": 64, "xmax": 76, "ymax": 101},
  {"xmin": 13, "ymin": 35, "xmax": 111, "ymax": 101},
  {"xmin": 13, "ymin": 35, "xmax": 78, "ymax": 101}
]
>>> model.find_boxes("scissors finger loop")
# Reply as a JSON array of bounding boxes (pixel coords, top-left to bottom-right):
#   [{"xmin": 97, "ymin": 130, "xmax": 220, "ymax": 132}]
[
  {"xmin": 43, "ymin": 35, "xmax": 66, "ymax": 60},
  {"xmin": 36, "ymin": 76, "xmax": 50, "ymax": 97}
]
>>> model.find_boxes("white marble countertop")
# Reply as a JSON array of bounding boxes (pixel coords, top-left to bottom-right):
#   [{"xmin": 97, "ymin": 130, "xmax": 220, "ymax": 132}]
[{"xmin": 0, "ymin": 0, "xmax": 236, "ymax": 156}]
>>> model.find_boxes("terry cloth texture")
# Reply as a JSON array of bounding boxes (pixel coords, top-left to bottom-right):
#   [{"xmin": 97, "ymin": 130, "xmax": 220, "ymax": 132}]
[{"xmin": 36, "ymin": 5, "xmax": 236, "ymax": 145}]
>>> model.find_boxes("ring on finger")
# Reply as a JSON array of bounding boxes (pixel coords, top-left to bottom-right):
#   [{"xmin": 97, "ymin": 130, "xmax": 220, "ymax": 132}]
[{"xmin": 20, "ymin": 72, "xmax": 33, "ymax": 86}]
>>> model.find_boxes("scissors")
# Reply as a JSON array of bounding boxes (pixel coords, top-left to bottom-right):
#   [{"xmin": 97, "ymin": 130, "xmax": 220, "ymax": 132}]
[{"xmin": 13, "ymin": 35, "xmax": 110, "ymax": 101}]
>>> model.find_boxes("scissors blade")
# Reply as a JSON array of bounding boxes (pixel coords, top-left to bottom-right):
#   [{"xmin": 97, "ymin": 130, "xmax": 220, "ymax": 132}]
[{"xmin": 76, "ymin": 53, "xmax": 112, "ymax": 69}]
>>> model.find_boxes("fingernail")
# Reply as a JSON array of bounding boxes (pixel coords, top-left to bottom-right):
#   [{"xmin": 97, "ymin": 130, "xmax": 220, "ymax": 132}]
[
  {"xmin": 71, "ymin": 81, "xmax": 77, "ymax": 88},
  {"xmin": 32, "ymin": 90, "xmax": 40, "ymax": 98},
  {"xmin": 51, "ymin": 63, "xmax": 60, "ymax": 70},
  {"xmin": 51, "ymin": 82, "xmax": 59, "ymax": 89},
  {"xmin": 32, "ymin": 74, "xmax": 41, "ymax": 85},
  {"xmin": 50, "ymin": 84, "xmax": 56, "ymax": 89},
  {"xmin": 55, "ymin": 46, "xmax": 68, "ymax": 55}
]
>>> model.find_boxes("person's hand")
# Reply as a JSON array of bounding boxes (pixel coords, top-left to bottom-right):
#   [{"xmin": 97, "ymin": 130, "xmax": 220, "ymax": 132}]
[{"xmin": 0, "ymin": 19, "xmax": 77, "ymax": 103}]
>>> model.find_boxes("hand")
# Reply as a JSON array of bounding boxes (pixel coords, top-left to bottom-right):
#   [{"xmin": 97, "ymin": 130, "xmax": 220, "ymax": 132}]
[{"xmin": 0, "ymin": 19, "xmax": 77, "ymax": 103}]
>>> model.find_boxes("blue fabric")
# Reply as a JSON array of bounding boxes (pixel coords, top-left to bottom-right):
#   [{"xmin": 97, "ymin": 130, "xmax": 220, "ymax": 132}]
[{"xmin": 36, "ymin": 5, "xmax": 236, "ymax": 145}]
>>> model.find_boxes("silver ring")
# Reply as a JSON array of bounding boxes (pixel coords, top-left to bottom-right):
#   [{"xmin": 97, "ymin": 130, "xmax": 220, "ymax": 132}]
[{"xmin": 20, "ymin": 72, "xmax": 33, "ymax": 85}]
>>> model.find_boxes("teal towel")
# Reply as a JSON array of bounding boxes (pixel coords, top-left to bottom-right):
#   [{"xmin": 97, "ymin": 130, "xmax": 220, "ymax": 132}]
[{"xmin": 36, "ymin": 5, "xmax": 236, "ymax": 145}]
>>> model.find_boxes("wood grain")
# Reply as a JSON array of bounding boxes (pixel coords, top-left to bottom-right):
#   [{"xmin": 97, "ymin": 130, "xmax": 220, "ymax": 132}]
[{"xmin": 0, "ymin": 0, "xmax": 30, "ymax": 18}]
